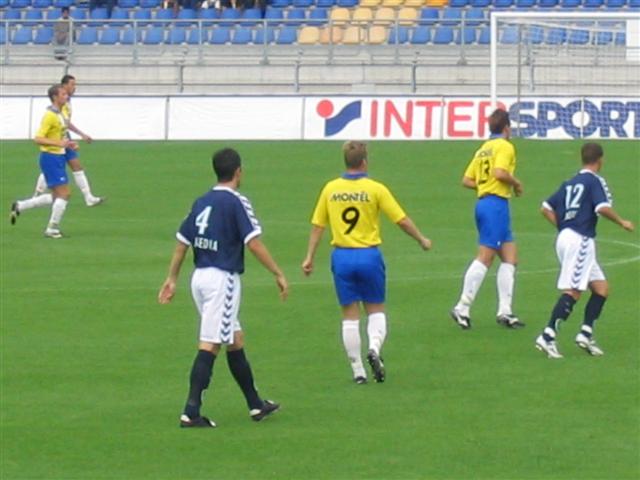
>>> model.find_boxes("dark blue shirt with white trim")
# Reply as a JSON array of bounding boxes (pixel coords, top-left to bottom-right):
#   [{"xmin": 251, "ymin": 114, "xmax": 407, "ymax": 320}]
[
  {"xmin": 177, "ymin": 186, "xmax": 262, "ymax": 273},
  {"xmin": 543, "ymin": 169, "xmax": 612, "ymax": 238}
]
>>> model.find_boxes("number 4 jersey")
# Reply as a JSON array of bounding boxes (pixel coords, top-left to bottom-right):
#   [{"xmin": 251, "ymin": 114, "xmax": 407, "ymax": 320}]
[
  {"xmin": 310, "ymin": 173, "xmax": 406, "ymax": 248},
  {"xmin": 177, "ymin": 186, "xmax": 262, "ymax": 273},
  {"xmin": 543, "ymin": 169, "xmax": 613, "ymax": 239}
]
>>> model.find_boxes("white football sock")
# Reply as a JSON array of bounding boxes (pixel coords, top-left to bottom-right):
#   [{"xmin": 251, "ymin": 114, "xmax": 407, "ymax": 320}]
[
  {"xmin": 496, "ymin": 262, "xmax": 516, "ymax": 316},
  {"xmin": 48, "ymin": 198, "xmax": 68, "ymax": 229},
  {"xmin": 72, "ymin": 170, "xmax": 96, "ymax": 204},
  {"xmin": 17, "ymin": 194, "xmax": 53, "ymax": 212},
  {"xmin": 455, "ymin": 259, "xmax": 488, "ymax": 317},
  {"xmin": 34, "ymin": 173, "xmax": 48, "ymax": 195},
  {"xmin": 367, "ymin": 312, "xmax": 387, "ymax": 356},
  {"xmin": 342, "ymin": 320, "xmax": 366, "ymax": 379}
]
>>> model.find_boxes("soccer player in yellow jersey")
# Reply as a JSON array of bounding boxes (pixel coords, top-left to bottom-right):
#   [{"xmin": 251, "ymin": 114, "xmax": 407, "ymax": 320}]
[
  {"xmin": 302, "ymin": 141, "xmax": 431, "ymax": 384},
  {"xmin": 10, "ymin": 84, "xmax": 78, "ymax": 238},
  {"xmin": 32, "ymin": 74, "xmax": 104, "ymax": 206},
  {"xmin": 450, "ymin": 109, "xmax": 525, "ymax": 330}
]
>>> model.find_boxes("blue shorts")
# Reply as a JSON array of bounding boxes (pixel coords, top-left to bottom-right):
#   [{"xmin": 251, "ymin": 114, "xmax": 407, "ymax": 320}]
[
  {"xmin": 65, "ymin": 147, "xmax": 78, "ymax": 162},
  {"xmin": 39, "ymin": 152, "xmax": 68, "ymax": 188},
  {"xmin": 331, "ymin": 247, "xmax": 386, "ymax": 306},
  {"xmin": 475, "ymin": 195, "xmax": 513, "ymax": 250}
]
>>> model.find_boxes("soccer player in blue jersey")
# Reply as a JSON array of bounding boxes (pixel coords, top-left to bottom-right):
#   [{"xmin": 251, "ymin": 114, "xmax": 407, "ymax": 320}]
[
  {"xmin": 450, "ymin": 109, "xmax": 525, "ymax": 330},
  {"xmin": 158, "ymin": 148, "xmax": 289, "ymax": 427},
  {"xmin": 535, "ymin": 143, "xmax": 634, "ymax": 359},
  {"xmin": 302, "ymin": 141, "xmax": 432, "ymax": 384}
]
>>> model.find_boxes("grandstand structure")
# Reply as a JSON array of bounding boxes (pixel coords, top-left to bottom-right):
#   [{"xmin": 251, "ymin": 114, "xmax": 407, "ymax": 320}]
[{"xmin": 0, "ymin": 0, "xmax": 638, "ymax": 94}]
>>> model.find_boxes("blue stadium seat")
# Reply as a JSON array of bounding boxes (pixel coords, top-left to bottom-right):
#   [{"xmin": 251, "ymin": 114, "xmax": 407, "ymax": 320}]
[
  {"xmin": 594, "ymin": 30, "xmax": 612, "ymax": 44},
  {"xmin": 568, "ymin": 28, "xmax": 589, "ymax": 44},
  {"xmin": 121, "ymin": 27, "xmax": 142, "ymax": 43},
  {"xmin": 419, "ymin": 8, "xmax": 439, "ymax": 25},
  {"xmin": 478, "ymin": 26, "xmax": 489, "ymax": 44},
  {"xmin": 70, "ymin": 8, "xmax": 87, "ymax": 22},
  {"xmin": 143, "ymin": 26, "xmax": 164, "ymax": 43},
  {"xmin": 526, "ymin": 25, "xmax": 544, "ymax": 43},
  {"xmin": 34, "ymin": 26, "xmax": 53, "ymax": 43},
  {"xmin": 32, "ymin": 0, "xmax": 51, "ymax": 7},
  {"xmin": 210, "ymin": 25, "xmax": 230, "ymax": 43},
  {"xmin": 433, "ymin": 26, "xmax": 454, "ymax": 44},
  {"xmin": 614, "ymin": 31, "xmax": 625, "ymax": 44},
  {"xmin": 388, "ymin": 25, "xmax": 410, "ymax": 44},
  {"xmin": 465, "ymin": 8, "xmax": 485, "ymax": 26},
  {"xmin": 25, "ymin": 9, "xmax": 44, "ymax": 21},
  {"xmin": 470, "ymin": 0, "xmax": 490, "ymax": 6},
  {"xmin": 154, "ymin": 8, "xmax": 174, "ymax": 25},
  {"xmin": 286, "ymin": 8, "xmax": 306, "ymax": 26},
  {"xmin": 254, "ymin": 25, "xmax": 275, "ymax": 43},
  {"xmin": 271, "ymin": 0, "xmax": 291, "ymax": 6},
  {"xmin": 456, "ymin": 26, "xmax": 476, "ymax": 44},
  {"xmin": 3, "ymin": 9, "xmax": 22, "ymax": 20},
  {"xmin": 336, "ymin": 0, "xmax": 358, "ymax": 6},
  {"xmin": 110, "ymin": 7, "xmax": 130, "ymax": 26},
  {"xmin": 410, "ymin": 26, "xmax": 431, "ymax": 44},
  {"xmin": 560, "ymin": 0, "xmax": 581, "ymax": 7},
  {"xmin": 198, "ymin": 8, "xmax": 219, "ymax": 26},
  {"xmin": 139, "ymin": 0, "xmax": 160, "ymax": 7},
  {"xmin": 89, "ymin": 7, "xmax": 109, "ymax": 25},
  {"xmin": 43, "ymin": 8, "xmax": 61, "ymax": 25},
  {"xmin": 515, "ymin": 0, "xmax": 535, "ymax": 6},
  {"xmin": 118, "ymin": 0, "xmax": 137, "ymax": 7},
  {"xmin": 0, "ymin": 0, "xmax": 10, "ymax": 6},
  {"xmin": 500, "ymin": 25, "xmax": 519, "ymax": 43},
  {"xmin": 0, "ymin": 27, "xmax": 6, "ymax": 44},
  {"xmin": 276, "ymin": 25, "xmax": 297, "ymax": 43},
  {"xmin": 583, "ymin": 0, "xmax": 603, "ymax": 6},
  {"xmin": 12, "ymin": 26, "xmax": 33, "ymax": 43},
  {"xmin": 546, "ymin": 27, "xmax": 566, "ymax": 44},
  {"xmin": 629, "ymin": 0, "xmax": 639, "ymax": 6},
  {"xmin": 220, "ymin": 8, "xmax": 241, "ymax": 26},
  {"xmin": 187, "ymin": 27, "xmax": 208, "ymax": 44},
  {"xmin": 538, "ymin": 0, "xmax": 559, "ymax": 7},
  {"xmin": 100, "ymin": 26, "xmax": 120, "ymax": 43},
  {"xmin": 315, "ymin": 0, "xmax": 335, "ymax": 6},
  {"xmin": 240, "ymin": 8, "xmax": 261, "ymax": 26},
  {"xmin": 231, "ymin": 26, "xmax": 252, "ymax": 43},
  {"xmin": 441, "ymin": 8, "xmax": 462, "ymax": 26},
  {"xmin": 177, "ymin": 8, "xmax": 197, "ymax": 26},
  {"xmin": 77, "ymin": 26, "xmax": 98, "ymax": 43},
  {"xmin": 308, "ymin": 8, "xmax": 328, "ymax": 25},
  {"xmin": 493, "ymin": 0, "xmax": 514, "ymax": 7},
  {"xmin": 11, "ymin": 0, "xmax": 31, "ymax": 8},
  {"xmin": 264, "ymin": 7, "xmax": 284, "ymax": 25},
  {"xmin": 449, "ymin": 0, "xmax": 468, "ymax": 6},
  {"xmin": 293, "ymin": 0, "xmax": 313, "ymax": 6},
  {"xmin": 53, "ymin": 0, "xmax": 72, "ymax": 6},
  {"xmin": 168, "ymin": 26, "xmax": 186, "ymax": 43},
  {"xmin": 133, "ymin": 9, "xmax": 151, "ymax": 26},
  {"xmin": 604, "ymin": 0, "xmax": 625, "ymax": 7}
]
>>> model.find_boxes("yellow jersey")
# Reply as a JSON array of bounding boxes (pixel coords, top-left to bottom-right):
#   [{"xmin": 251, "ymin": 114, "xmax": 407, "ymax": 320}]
[
  {"xmin": 311, "ymin": 174, "xmax": 407, "ymax": 248},
  {"xmin": 464, "ymin": 137, "xmax": 516, "ymax": 199},
  {"xmin": 35, "ymin": 106, "xmax": 68, "ymax": 155}
]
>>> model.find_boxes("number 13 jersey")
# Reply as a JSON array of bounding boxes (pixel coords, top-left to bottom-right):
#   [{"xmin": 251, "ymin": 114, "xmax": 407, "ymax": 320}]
[
  {"xmin": 310, "ymin": 173, "xmax": 406, "ymax": 248},
  {"xmin": 464, "ymin": 136, "xmax": 516, "ymax": 199}
]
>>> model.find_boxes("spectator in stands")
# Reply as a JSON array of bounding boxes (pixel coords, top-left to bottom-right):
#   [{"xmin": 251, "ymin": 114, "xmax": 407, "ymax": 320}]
[
  {"xmin": 89, "ymin": 0, "xmax": 116, "ymax": 17},
  {"xmin": 54, "ymin": 6, "xmax": 71, "ymax": 46},
  {"xmin": 163, "ymin": 0, "xmax": 199, "ymax": 16}
]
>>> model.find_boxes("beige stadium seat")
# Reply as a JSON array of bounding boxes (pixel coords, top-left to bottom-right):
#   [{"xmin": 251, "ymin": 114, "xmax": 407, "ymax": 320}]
[
  {"xmin": 367, "ymin": 25, "xmax": 387, "ymax": 44},
  {"xmin": 425, "ymin": 0, "xmax": 447, "ymax": 5},
  {"xmin": 404, "ymin": 0, "xmax": 426, "ymax": 6},
  {"xmin": 397, "ymin": 7, "xmax": 418, "ymax": 25},
  {"xmin": 320, "ymin": 26, "xmax": 344, "ymax": 44},
  {"xmin": 352, "ymin": 7, "xmax": 373, "ymax": 24},
  {"xmin": 298, "ymin": 26, "xmax": 320, "ymax": 44},
  {"xmin": 329, "ymin": 7, "xmax": 351, "ymax": 25},
  {"xmin": 381, "ymin": 0, "xmax": 403, "ymax": 7},
  {"xmin": 374, "ymin": 7, "xmax": 395, "ymax": 25},
  {"xmin": 342, "ymin": 25, "xmax": 364, "ymax": 44},
  {"xmin": 359, "ymin": 0, "xmax": 382, "ymax": 7}
]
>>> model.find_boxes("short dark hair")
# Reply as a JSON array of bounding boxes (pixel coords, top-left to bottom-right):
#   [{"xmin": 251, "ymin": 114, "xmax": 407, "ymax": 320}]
[
  {"xmin": 212, "ymin": 148, "xmax": 241, "ymax": 182},
  {"xmin": 581, "ymin": 142, "xmax": 604, "ymax": 165},
  {"xmin": 61, "ymin": 74, "xmax": 75, "ymax": 85},
  {"xmin": 61, "ymin": 6, "xmax": 70, "ymax": 13},
  {"xmin": 342, "ymin": 141, "xmax": 367, "ymax": 169},
  {"xmin": 488, "ymin": 109, "xmax": 510, "ymax": 135},
  {"xmin": 47, "ymin": 84, "xmax": 62, "ymax": 102}
]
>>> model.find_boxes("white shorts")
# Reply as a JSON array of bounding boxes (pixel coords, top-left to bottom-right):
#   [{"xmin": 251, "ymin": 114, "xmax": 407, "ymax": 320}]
[
  {"xmin": 555, "ymin": 228, "xmax": 605, "ymax": 292},
  {"xmin": 191, "ymin": 267, "xmax": 242, "ymax": 344}
]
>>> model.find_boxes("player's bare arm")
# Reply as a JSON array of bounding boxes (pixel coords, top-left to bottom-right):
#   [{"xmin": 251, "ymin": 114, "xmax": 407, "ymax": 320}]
[
  {"xmin": 396, "ymin": 217, "xmax": 432, "ymax": 250},
  {"xmin": 68, "ymin": 121, "xmax": 92, "ymax": 143},
  {"xmin": 247, "ymin": 237, "xmax": 289, "ymax": 300},
  {"xmin": 158, "ymin": 242, "xmax": 189, "ymax": 304},
  {"xmin": 462, "ymin": 176, "xmax": 477, "ymax": 190},
  {"xmin": 597, "ymin": 206, "xmax": 635, "ymax": 232},
  {"xmin": 493, "ymin": 168, "xmax": 523, "ymax": 196},
  {"xmin": 302, "ymin": 225, "xmax": 326, "ymax": 276},
  {"xmin": 540, "ymin": 205, "xmax": 558, "ymax": 227}
]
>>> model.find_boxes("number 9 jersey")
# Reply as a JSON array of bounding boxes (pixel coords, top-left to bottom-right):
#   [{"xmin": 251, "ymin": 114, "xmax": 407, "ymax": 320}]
[
  {"xmin": 310, "ymin": 173, "xmax": 406, "ymax": 248},
  {"xmin": 464, "ymin": 136, "xmax": 516, "ymax": 199}
]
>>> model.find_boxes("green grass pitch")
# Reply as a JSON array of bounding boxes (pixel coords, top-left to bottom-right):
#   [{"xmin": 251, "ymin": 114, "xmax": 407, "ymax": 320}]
[{"xmin": 1, "ymin": 139, "xmax": 639, "ymax": 480}]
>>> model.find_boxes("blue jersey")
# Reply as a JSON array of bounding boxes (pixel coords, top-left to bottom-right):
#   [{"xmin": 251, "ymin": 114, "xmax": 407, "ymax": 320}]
[
  {"xmin": 543, "ymin": 169, "xmax": 612, "ymax": 238},
  {"xmin": 177, "ymin": 186, "xmax": 262, "ymax": 273}
]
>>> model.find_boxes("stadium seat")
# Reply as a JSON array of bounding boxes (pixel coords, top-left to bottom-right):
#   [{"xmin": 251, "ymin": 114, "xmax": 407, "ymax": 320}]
[
  {"xmin": 0, "ymin": 0, "xmax": 9, "ymax": 8},
  {"xmin": 560, "ymin": 0, "xmax": 581, "ymax": 6},
  {"xmin": 25, "ymin": 9, "xmax": 44, "ymax": 21},
  {"xmin": 603, "ymin": 0, "xmax": 624, "ymax": 6},
  {"xmin": 10, "ymin": 0, "xmax": 31, "ymax": 8},
  {"xmin": 32, "ymin": 0, "xmax": 51, "ymax": 7},
  {"xmin": 594, "ymin": 30, "xmax": 612, "ymax": 44},
  {"xmin": 133, "ymin": 8, "xmax": 152, "ymax": 26},
  {"xmin": 629, "ymin": 0, "xmax": 640, "ymax": 6},
  {"xmin": 271, "ymin": 0, "xmax": 291, "ymax": 7},
  {"xmin": 500, "ymin": 26, "xmax": 519, "ymax": 43},
  {"xmin": 240, "ymin": 8, "xmax": 261, "ymax": 26},
  {"xmin": 441, "ymin": 7, "xmax": 462, "ymax": 26},
  {"xmin": 154, "ymin": 8, "xmax": 174, "ymax": 26},
  {"xmin": 336, "ymin": 0, "xmax": 358, "ymax": 6},
  {"xmin": 254, "ymin": 25, "xmax": 276, "ymax": 43},
  {"xmin": 99, "ymin": 26, "xmax": 120, "ymax": 44},
  {"xmin": 397, "ymin": 7, "xmax": 418, "ymax": 25},
  {"xmin": 286, "ymin": 8, "xmax": 306, "ymax": 26},
  {"xmin": 367, "ymin": 25, "xmax": 386, "ymax": 44},
  {"xmin": 12, "ymin": 26, "xmax": 33, "ymax": 43},
  {"xmin": 316, "ymin": 0, "xmax": 335, "ymax": 7},
  {"xmin": 210, "ymin": 26, "xmax": 230, "ymax": 43},
  {"xmin": 375, "ymin": 7, "xmax": 395, "ymax": 25},
  {"xmin": 546, "ymin": 27, "xmax": 566, "ymax": 44},
  {"xmin": 34, "ymin": 26, "xmax": 53, "ymax": 43},
  {"xmin": 419, "ymin": 8, "xmax": 439, "ymax": 25},
  {"xmin": 478, "ymin": 26, "xmax": 489, "ymax": 44},
  {"xmin": 381, "ymin": 0, "xmax": 403, "ymax": 7},
  {"xmin": 3, "ymin": 9, "xmax": 21, "ymax": 20},
  {"xmin": 276, "ymin": 25, "xmax": 297, "ymax": 43},
  {"xmin": 341, "ymin": 25, "xmax": 361, "ymax": 44},
  {"xmin": 77, "ymin": 26, "xmax": 98, "ymax": 44},
  {"xmin": 69, "ymin": 8, "xmax": 87, "ymax": 23},
  {"xmin": 352, "ymin": 7, "xmax": 373, "ymax": 24},
  {"xmin": 388, "ymin": 25, "xmax": 410, "ymax": 43},
  {"xmin": 465, "ymin": 8, "xmax": 485, "ymax": 26},
  {"xmin": 298, "ymin": 25, "xmax": 320, "ymax": 43},
  {"xmin": 52, "ymin": 0, "xmax": 72, "ymax": 6},
  {"xmin": 293, "ymin": 0, "xmax": 313, "ymax": 6},
  {"xmin": 568, "ymin": 28, "xmax": 589, "ymax": 44},
  {"xmin": 456, "ymin": 26, "xmax": 476, "ymax": 44},
  {"xmin": 614, "ymin": 31, "xmax": 625, "ymax": 44},
  {"xmin": 319, "ymin": 25, "xmax": 343, "ymax": 43},
  {"xmin": 167, "ymin": 26, "xmax": 186, "ymax": 43},
  {"xmin": 470, "ymin": 0, "xmax": 490, "ymax": 7},
  {"xmin": 88, "ymin": 7, "xmax": 109, "ymax": 26},
  {"xmin": 0, "ymin": 27, "xmax": 6, "ymax": 44},
  {"xmin": 410, "ymin": 25, "xmax": 431, "ymax": 43},
  {"xmin": 231, "ymin": 26, "xmax": 252, "ymax": 44},
  {"xmin": 433, "ymin": 25, "xmax": 454, "ymax": 43},
  {"xmin": 264, "ymin": 7, "xmax": 284, "ymax": 26},
  {"xmin": 330, "ymin": 7, "xmax": 350, "ymax": 25},
  {"xmin": 143, "ymin": 26, "xmax": 164, "ymax": 44},
  {"xmin": 198, "ymin": 8, "xmax": 219, "ymax": 26},
  {"xmin": 118, "ymin": 0, "xmax": 138, "ymax": 7},
  {"xmin": 404, "ymin": 0, "xmax": 426, "ymax": 6},
  {"xmin": 308, "ymin": 8, "xmax": 328, "ymax": 26},
  {"xmin": 583, "ymin": 0, "xmax": 603, "ymax": 6},
  {"xmin": 121, "ymin": 27, "xmax": 142, "ymax": 44},
  {"xmin": 538, "ymin": 0, "xmax": 559, "ymax": 7},
  {"xmin": 44, "ymin": 9, "xmax": 61, "ymax": 25},
  {"xmin": 449, "ymin": 0, "xmax": 468, "ymax": 6},
  {"xmin": 187, "ymin": 27, "xmax": 207, "ymax": 44},
  {"xmin": 139, "ymin": 0, "xmax": 160, "ymax": 7},
  {"xmin": 359, "ymin": 0, "xmax": 381, "ymax": 6},
  {"xmin": 110, "ymin": 8, "xmax": 130, "ymax": 26},
  {"xmin": 220, "ymin": 8, "xmax": 241, "ymax": 26},
  {"xmin": 515, "ymin": 0, "xmax": 535, "ymax": 6},
  {"xmin": 493, "ymin": 0, "xmax": 514, "ymax": 7},
  {"xmin": 526, "ymin": 25, "xmax": 544, "ymax": 44},
  {"xmin": 177, "ymin": 8, "xmax": 197, "ymax": 26}
]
